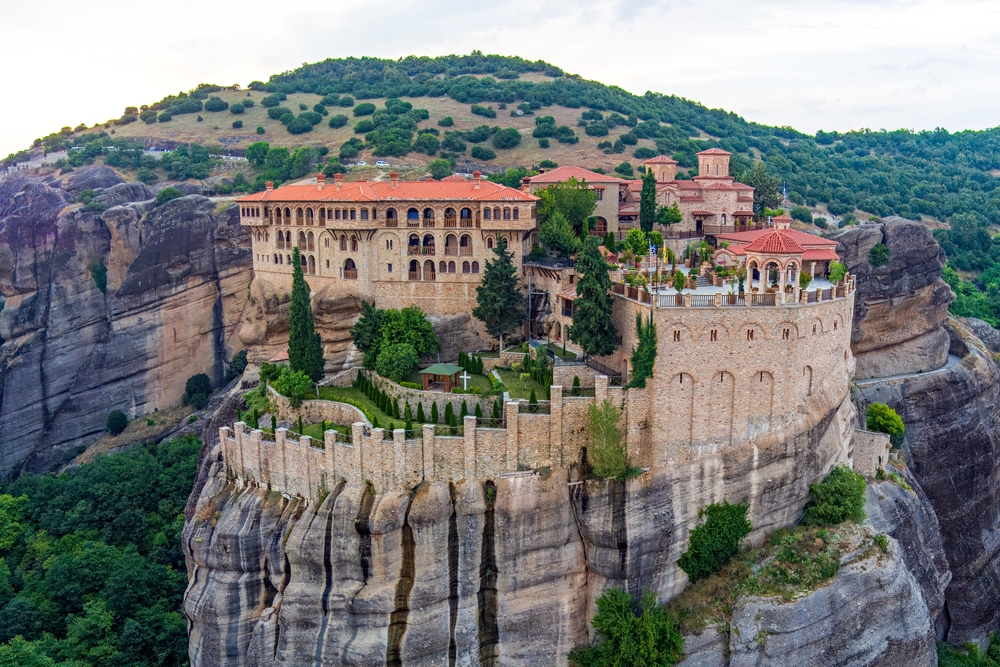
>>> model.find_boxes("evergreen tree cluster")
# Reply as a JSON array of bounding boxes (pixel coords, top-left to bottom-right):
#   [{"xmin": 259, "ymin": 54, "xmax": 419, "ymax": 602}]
[
  {"xmin": 625, "ymin": 312, "xmax": 657, "ymax": 389},
  {"xmin": 288, "ymin": 247, "xmax": 325, "ymax": 382},
  {"xmin": 569, "ymin": 237, "xmax": 619, "ymax": 358},
  {"xmin": 354, "ymin": 371, "xmax": 401, "ymax": 421},
  {"xmin": 350, "ymin": 301, "xmax": 440, "ymax": 383},
  {"xmin": 473, "ymin": 237, "xmax": 526, "ymax": 351},
  {"xmin": 457, "ymin": 351, "xmax": 484, "ymax": 375}
]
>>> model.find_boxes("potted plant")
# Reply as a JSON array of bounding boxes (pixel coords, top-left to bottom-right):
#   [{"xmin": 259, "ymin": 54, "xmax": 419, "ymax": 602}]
[{"xmin": 736, "ymin": 266, "xmax": 747, "ymax": 294}]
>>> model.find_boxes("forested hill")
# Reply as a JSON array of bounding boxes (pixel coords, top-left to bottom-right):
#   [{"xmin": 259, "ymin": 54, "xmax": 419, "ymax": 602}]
[{"xmin": 258, "ymin": 54, "xmax": 1000, "ymax": 225}]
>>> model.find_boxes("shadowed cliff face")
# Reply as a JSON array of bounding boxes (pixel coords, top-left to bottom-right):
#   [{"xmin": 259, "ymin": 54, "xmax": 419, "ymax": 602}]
[{"xmin": 0, "ymin": 167, "xmax": 251, "ymax": 474}]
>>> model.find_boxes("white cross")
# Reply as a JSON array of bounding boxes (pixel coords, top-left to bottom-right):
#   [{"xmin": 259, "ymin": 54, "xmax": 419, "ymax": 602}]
[{"xmin": 460, "ymin": 371, "xmax": 471, "ymax": 390}]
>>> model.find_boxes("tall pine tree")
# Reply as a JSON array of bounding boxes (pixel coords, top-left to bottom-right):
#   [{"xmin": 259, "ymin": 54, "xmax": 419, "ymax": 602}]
[
  {"xmin": 569, "ymin": 236, "xmax": 619, "ymax": 357},
  {"xmin": 473, "ymin": 236, "xmax": 526, "ymax": 351},
  {"xmin": 639, "ymin": 167, "xmax": 658, "ymax": 233},
  {"xmin": 625, "ymin": 311, "xmax": 657, "ymax": 389},
  {"xmin": 288, "ymin": 247, "xmax": 325, "ymax": 381}
]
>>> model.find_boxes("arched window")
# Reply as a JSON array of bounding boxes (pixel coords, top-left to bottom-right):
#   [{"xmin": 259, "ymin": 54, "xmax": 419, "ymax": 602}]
[
  {"xmin": 351, "ymin": 236, "xmax": 358, "ymax": 252},
  {"xmin": 264, "ymin": 231, "xmax": 269, "ymax": 242},
  {"xmin": 386, "ymin": 208, "xmax": 398, "ymax": 227},
  {"xmin": 307, "ymin": 232, "xmax": 315, "ymax": 251},
  {"xmin": 445, "ymin": 233, "xmax": 458, "ymax": 255},
  {"xmin": 340, "ymin": 236, "xmax": 347, "ymax": 251},
  {"xmin": 298, "ymin": 231, "xmax": 307, "ymax": 251},
  {"xmin": 503, "ymin": 208, "xmax": 511, "ymax": 220},
  {"xmin": 324, "ymin": 236, "xmax": 330, "ymax": 248},
  {"xmin": 423, "ymin": 259, "xmax": 436, "ymax": 281},
  {"xmin": 423, "ymin": 234, "xmax": 435, "ymax": 252},
  {"xmin": 306, "ymin": 208, "xmax": 314, "ymax": 225},
  {"xmin": 343, "ymin": 258, "xmax": 357, "ymax": 279},
  {"xmin": 463, "ymin": 261, "xmax": 471, "ymax": 274},
  {"xmin": 273, "ymin": 253, "xmax": 278, "ymax": 264},
  {"xmin": 407, "ymin": 208, "xmax": 419, "ymax": 224},
  {"xmin": 460, "ymin": 207, "xmax": 472, "ymax": 220},
  {"xmin": 484, "ymin": 208, "xmax": 492, "ymax": 220},
  {"xmin": 286, "ymin": 254, "xmax": 291, "ymax": 265},
  {"xmin": 319, "ymin": 208, "xmax": 326, "ymax": 222},
  {"xmin": 295, "ymin": 208, "xmax": 304, "ymax": 225},
  {"xmin": 308, "ymin": 255, "xmax": 316, "ymax": 275},
  {"xmin": 409, "ymin": 259, "xmax": 420, "ymax": 280},
  {"xmin": 460, "ymin": 234, "xmax": 472, "ymax": 255},
  {"xmin": 721, "ymin": 213, "xmax": 727, "ymax": 225},
  {"xmin": 439, "ymin": 260, "xmax": 447, "ymax": 274},
  {"xmin": 472, "ymin": 261, "xmax": 480, "ymax": 274},
  {"xmin": 423, "ymin": 207, "xmax": 434, "ymax": 221},
  {"xmin": 448, "ymin": 261, "xmax": 456, "ymax": 273},
  {"xmin": 275, "ymin": 208, "xmax": 283, "ymax": 224},
  {"xmin": 487, "ymin": 237, "xmax": 494, "ymax": 249}
]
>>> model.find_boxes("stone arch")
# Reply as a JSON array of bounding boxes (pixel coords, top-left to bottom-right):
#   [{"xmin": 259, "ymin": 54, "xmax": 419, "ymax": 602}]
[
  {"xmin": 462, "ymin": 260, "xmax": 471, "ymax": 274},
  {"xmin": 295, "ymin": 207, "xmax": 304, "ymax": 225},
  {"xmin": 461, "ymin": 207, "xmax": 472, "ymax": 221},
  {"xmin": 664, "ymin": 372, "xmax": 695, "ymax": 463},
  {"xmin": 445, "ymin": 233, "xmax": 458, "ymax": 255},
  {"xmin": 445, "ymin": 207, "xmax": 456, "ymax": 221},
  {"xmin": 831, "ymin": 312, "xmax": 845, "ymax": 333},
  {"xmin": 340, "ymin": 235, "xmax": 348, "ymax": 251},
  {"xmin": 593, "ymin": 216, "xmax": 608, "ymax": 234},
  {"xmin": 709, "ymin": 371, "xmax": 735, "ymax": 447},
  {"xmin": 423, "ymin": 259, "xmax": 436, "ymax": 281},
  {"xmin": 386, "ymin": 208, "xmax": 398, "ymax": 225},
  {"xmin": 697, "ymin": 322, "xmax": 731, "ymax": 341},
  {"xmin": 487, "ymin": 237, "xmax": 494, "ymax": 249},
  {"xmin": 772, "ymin": 321, "xmax": 799, "ymax": 340},
  {"xmin": 307, "ymin": 231, "xmax": 315, "ymax": 251},
  {"xmin": 286, "ymin": 254, "xmax": 291, "ymax": 265},
  {"xmin": 298, "ymin": 231, "xmax": 307, "ymax": 251},
  {"xmin": 448, "ymin": 261, "xmax": 456, "ymax": 273},
  {"xmin": 736, "ymin": 321, "xmax": 767, "ymax": 342},
  {"xmin": 423, "ymin": 207, "xmax": 435, "ymax": 222},
  {"xmin": 747, "ymin": 370, "xmax": 774, "ymax": 439},
  {"xmin": 803, "ymin": 365, "xmax": 813, "ymax": 397},
  {"xmin": 343, "ymin": 258, "xmax": 357, "ymax": 279},
  {"xmin": 460, "ymin": 234, "xmax": 472, "ymax": 253},
  {"xmin": 308, "ymin": 255, "xmax": 316, "ymax": 275},
  {"xmin": 423, "ymin": 234, "xmax": 435, "ymax": 250},
  {"xmin": 274, "ymin": 208, "xmax": 283, "ymax": 224},
  {"xmin": 661, "ymin": 322, "xmax": 694, "ymax": 344},
  {"xmin": 306, "ymin": 208, "xmax": 314, "ymax": 225},
  {"xmin": 472, "ymin": 261, "xmax": 480, "ymax": 274},
  {"xmin": 809, "ymin": 318, "xmax": 824, "ymax": 336},
  {"xmin": 407, "ymin": 207, "xmax": 420, "ymax": 223},
  {"xmin": 409, "ymin": 259, "xmax": 420, "ymax": 280}
]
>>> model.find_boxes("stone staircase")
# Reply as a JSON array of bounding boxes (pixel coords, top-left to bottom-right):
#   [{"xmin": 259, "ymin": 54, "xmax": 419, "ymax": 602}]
[{"xmin": 697, "ymin": 274, "xmax": 713, "ymax": 289}]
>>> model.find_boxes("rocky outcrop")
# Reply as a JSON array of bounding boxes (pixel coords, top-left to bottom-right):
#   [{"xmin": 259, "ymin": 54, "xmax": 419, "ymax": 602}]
[
  {"xmin": 832, "ymin": 218, "xmax": 953, "ymax": 379},
  {"xmin": 0, "ymin": 167, "xmax": 251, "ymax": 474}
]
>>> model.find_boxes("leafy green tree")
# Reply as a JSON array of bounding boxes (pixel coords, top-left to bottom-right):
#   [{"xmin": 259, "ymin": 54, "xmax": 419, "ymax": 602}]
[
  {"xmin": 625, "ymin": 312, "xmax": 657, "ymax": 389},
  {"xmin": 869, "ymin": 243, "xmax": 891, "ymax": 267},
  {"xmin": 539, "ymin": 211, "xmax": 581, "ymax": 258},
  {"xmin": 790, "ymin": 205, "xmax": 813, "ymax": 223},
  {"xmin": 568, "ymin": 588, "xmax": 683, "ymax": 667},
  {"xmin": 288, "ymin": 247, "xmax": 324, "ymax": 381},
  {"xmin": 0, "ymin": 636, "xmax": 58, "ymax": 667},
  {"xmin": 375, "ymin": 343, "xmax": 420, "ymax": 383},
  {"xmin": 272, "ymin": 367, "xmax": 314, "ymax": 408},
  {"xmin": 802, "ymin": 465, "xmax": 867, "ymax": 526},
  {"xmin": 613, "ymin": 161, "xmax": 634, "ymax": 177},
  {"xmin": 828, "ymin": 261, "xmax": 847, "ymax": 284},
  {"xmin": 350, "ymin": 300, "xmax": 384, "ymax": 368},
  {"xmin": 625, "ymin": 228, "xmax": 647, "ymax": 257},
  {"xmin": 379, "ymin": 307, "xmax": 440, "ymax": 357},
  {"xmin": 587, "ymin": 399, "xmax": 627, "ymax": 480},
  {"xmin": 427, "ymin": 158, "xmax": 452, "ymax": 181},
  {"xmin": 603, "ymin": 231, "xmax": 616, "ymax": 251},
  {"xmin": 866, "ymin": 402, "xmax": 905, "ymax": 447},
  {"xmin": 155, "ymin": 187, "xmax": 182, "ymax": 206},
  {"xmin": 491, "ymin": 128, "xmax": 521, "ymax": 149},
  {"xmin": 471, "ymin": 146, "xmax": 496, "ymax": 160},
  {"xmin": 537, "ymin": 177, "xmax": 598, "ymax": 233},
  {"xmin": 657, "ymin": 202, "xmax": 682, "ymax": 226},
  {"xmin": 639, "ymin": 168, "xmax": 658, "ymax": 232},
  {"xmin": 569, "ymin": 236, "xmax": 619, "ymax": 357},
  {"xmin": 246, "ymin": 141, "xmax": 270, "ymax": 166},
  {"xmin": 678, "ymin": 501, "xmax": 752, "ymax": 582},
  {"xmin": 106, "ymin": 410, "xmax": 128, "ymax": 435},
  {"xmin": 739, "ymin": 161, "xmax": 781, "ymax": 218},
  {"xmin": 473, "ymin": 237, "xmax": 526, "ymax": 351}
]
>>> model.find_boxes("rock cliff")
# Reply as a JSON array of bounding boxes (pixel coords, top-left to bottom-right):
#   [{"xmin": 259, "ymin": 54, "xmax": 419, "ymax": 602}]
[{"xmin": 0, "ymin": 167, "xmax": 251, "ymax": 474}]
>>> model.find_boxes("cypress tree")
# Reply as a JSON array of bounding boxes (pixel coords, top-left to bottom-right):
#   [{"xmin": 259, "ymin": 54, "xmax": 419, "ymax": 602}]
[
  {"xmin": 460, "ymin": 400, "xmax": 469, "ymax": 420},
  {"xmin": 404, "ymin": 401, "xmax": 412, "ymax": 421},
  {"xmin": 639, "ymin": 167, "xmax": 657, "ymax": 233},
  {"xmin": 492, "ymin": 400, "xmax": 500, "ymax": 419},
  {"xmin": 298, "ymin": 415, "xmax": 304, "ymax": 435},
  {"xmin": 405, "ymin": 416, "xmax": 413, "ymax": 433},
  {"xmin": 416, "ymin": 402, "xmax": 426, "ymax": 424},
  {"xmin": 569, "ymin": 236, "xmax": 619, "ymax": 357},
  {"xmin": 431, "ymin": 402, "xmax": 439, "ymax": 424},
  {"xmin": 444, "ymin": 402, "xmax": 454, "ymax": 429},
  {"xmin": 529, "ymin": 388, "xmax": 538, "ymax": 407},
  {"xmin": 271, "ymin": 415, "xmax": 277, "ymax": 432},
  {"xmin": 473, "ymin": 237, "xmax": 526, "ymax": 351},
  {"xmin": 393, "ymin": 398, "xmax": 400, "ymax": 419},
  {"xmin": 475, "ymin": 404, "xmax": 483, "ymax": 419},
  {"xmin": 288, "ymin": 247, "xmax": 325, "ymax": 381},
  {"xmin": 626, "ymin": 311, "xmax": 658, "ymax": 389},
  {"xmin": 573, "ymin": 375, "xmax": 581, "ymax": 397}
]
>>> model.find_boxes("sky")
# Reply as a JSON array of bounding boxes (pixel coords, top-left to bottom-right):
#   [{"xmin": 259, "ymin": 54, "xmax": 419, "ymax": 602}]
[{"xmin": 2, "ymin": 0, "xmax": 1000, "ymax": 158}]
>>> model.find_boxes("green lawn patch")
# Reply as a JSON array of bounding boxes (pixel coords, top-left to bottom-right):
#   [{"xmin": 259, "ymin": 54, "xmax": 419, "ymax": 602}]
[
  {"xmin": 300, "ymin": 422, "xmax": 351, "ymax": 441},
  {"xmin": 316, "ymin": 386, "xmax": 400, "ymax": 427},
  {"xmin": 495, "ymin": 367, "xmax": 547, "ymax": 399},
  {"xmin": 541, "ymin": 341, "xmax": 578, "ymax": 360}
]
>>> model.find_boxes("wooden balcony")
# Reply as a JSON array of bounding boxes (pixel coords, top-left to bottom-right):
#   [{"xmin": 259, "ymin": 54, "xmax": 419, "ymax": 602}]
[
  {"xmin": 444, "ymin": 217, "xmax": 457, "ymax": 227},
  {"xmin": 343, "ymin": 269, "xmax": 358, "ymax": 280}
]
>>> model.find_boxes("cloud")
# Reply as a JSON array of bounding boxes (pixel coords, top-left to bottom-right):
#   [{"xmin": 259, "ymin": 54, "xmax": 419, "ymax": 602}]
[{"xmin": 1, "ymin": 0, "xmax": 1000, "ymax": 157}]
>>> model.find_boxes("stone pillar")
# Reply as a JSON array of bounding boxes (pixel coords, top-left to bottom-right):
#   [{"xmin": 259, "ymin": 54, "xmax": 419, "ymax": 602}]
[
  {"xmin": 595, "ymin": 374, "xmax": 608, "ymax": 404},
  {"xmin": 463, "ymin": 415, "xmax": 477, "ymax": 479},
  {"xmin": 349, "ymin": 423, "xmax": 364, "ymax": 484},
  {"xmin": 393, "ymin": 428, "xmax": 406, "ymax": 489},
  {"xmin": 684, "ymin": 293, "xmax": 691, "ymax": 307},
  {"xmin": 549, "ymin": 385, "xmax": 563, "ymax": 467},
  {"xmin": 504, "ymin": 401, "xmax": 520, "ymax": 470},
  {"xmin": 810, "ymin": 261, "xmax": 816, "ymax": 278},
  {"xmin": 715, "ymin": 293, "xmax": 721, "ymax": 307},
  {"xmin": 275, "ymin": 428, "xmax": 289, "ymax": 492},
  {"xmin": 324, "ymin": 429, "xmax": 337, "ymax": 484},
  {"xmin": 372, "ymin": 428, "xmax": 385, "ymax": 489},
  {"xmin": 299, "ymin": 435, "xmax": 313, "ymax": 498},
  {"xmin": 422, "ymin": 424, "xmax": 436, "ymax": 481}
]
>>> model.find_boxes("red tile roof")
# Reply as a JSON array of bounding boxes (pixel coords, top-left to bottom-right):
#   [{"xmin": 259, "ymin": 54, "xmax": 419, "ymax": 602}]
[
  {"xmin": 526, "ymin": 165, "xmax": 623, "ymax": 184},
  {"xmin": 744, "ymin": 230, "xmax": 806, "ymax": 255},
  {"xmin": 698, "ymin": 147, "xmax": 732, "ymax": 156},
  {"xmin": 237, "ymin": 178, "xmax": 538, "ymax": 203},
  {"xmin": 440, "ymin": 174, "xmax": 467, "ymax": 181},
  {"xmin": 802, "ymin": 248, "xmax": 840, "ymax": 261},
  {"xmin": 644, "ymin": 155, "xmax": 678, "ymax": 164},
  {"xmin": 714, "ymin": 228, "xmax": 838, "ymax": 248}
]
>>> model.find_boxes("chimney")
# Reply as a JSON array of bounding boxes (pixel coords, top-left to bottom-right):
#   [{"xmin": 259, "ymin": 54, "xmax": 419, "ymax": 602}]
[
  {"xmin": 538, "ymin": 168, "xmax": 546, "ymax": 174},
  {"xmin": 390, "ymin": 171, "xmax": 399, "ymax": 189},
  {"xmin": 334, "ymin": 173, "xmax": 344, "ymax": 190},
  {"xmin": 316, "ymin": 173, "xmax": 326, "ymax": 190},
  {"xmin": 473, "ymin": 170, "xmax": 481, "ymax": 189},
  {"xmin": 265, "ymin": 181, "xmax": 274, "ymax": 191}
]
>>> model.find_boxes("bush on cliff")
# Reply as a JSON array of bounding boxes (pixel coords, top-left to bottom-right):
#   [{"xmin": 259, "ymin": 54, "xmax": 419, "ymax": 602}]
[
  {"xmin": 272, "ymin": 367, "xmax": 314, "ymax": 408},
  {"xmin": 586, "ymin": 399, "xmax": 628, "ymax": 480},
  {"xmin": 154, "ymin": 187, "xmax": 182, "ymax": 206},
  {"xmin": 678, "ymin": 501, "xmax": 752, "ymax": 583},
  {"xmin": 105, "ymin": 410, "xmax": 128, "ymax": 435},
  {"xmin": 938, "ymin": 633, "xmax": 1000, "ymax": 666},
  {"xmin": 801, "ymin": 465, "xmax": 867, "ymax": 526},
  {"xmin": 569, "ymin": 588, "xmax": 683, "ymax": 667},
  {"xmin": 0, "ymin": 436, "xmax": 198, "ymax": 666},
  {"xmin": 866, "ymin": 402, "xmax": 905, "ymax": 447}
]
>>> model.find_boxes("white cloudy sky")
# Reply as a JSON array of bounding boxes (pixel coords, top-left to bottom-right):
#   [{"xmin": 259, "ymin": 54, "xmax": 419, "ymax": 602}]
[{"xmin": 2, "ymin": 0, "xmax": 999, "ymax": 157}]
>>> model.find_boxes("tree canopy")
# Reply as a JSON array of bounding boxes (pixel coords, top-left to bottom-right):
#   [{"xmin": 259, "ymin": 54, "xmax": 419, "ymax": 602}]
[
  {"xmin": 288, "ymin": 247, "xmax": 325, "ymax": 382},
  {"xmin": 473, "ymin": 236, "xmax": 526, "ymax": 350},
  {"xmin": 569, "ymin": 236, "xmax": 619, "ymax": 357},
  {"xmin": 639, "ymin": 168, "xmax": 658, "ymax": 232},
  {"xmin": 537, "ymin": 177, "xmax": 598, "ymax": 234}
]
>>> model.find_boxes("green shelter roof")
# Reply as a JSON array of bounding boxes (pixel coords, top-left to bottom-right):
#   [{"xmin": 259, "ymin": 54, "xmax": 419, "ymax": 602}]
[{"xmin": 419, "ymin": 363, "xmax": 463, "ymax": 376}]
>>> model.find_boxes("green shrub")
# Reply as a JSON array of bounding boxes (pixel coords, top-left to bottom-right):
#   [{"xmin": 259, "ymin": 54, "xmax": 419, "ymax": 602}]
[
  {"xmin": 353, "ymin": 102, "xmax": 376, "ymax": 116},
  {"xmin": 814, "ymin": 216, "xmax": 828, "ymax": 229},
  {"xmin": 155, "ymin": 187, "xmax": 182, "ymax": 206},
  {"xmin": 328, "ymin": 114, "xmax": 349, "ymax": 128},
  {"xmin": 204, "ymin": 96, "xmax": 229, "ymax": 112},
  {"xmin": 471, "ymin": 104, "xmax": 496, "ymax": 119},
  {"xmin": 230, "ymin": 102, "xmax": 245, "ymax": 115},
  {"xmin": 790, "ymin": 205, "xmax": 813, "ymax": 223},
  {"xmin": 375, "ymin": 342, "xmax": 420, "ymax": 383},
  {"xmin": 189, "ymin": 392, "xmax": 208, "ymax": 409},
  {"xmin": 157, "ymin": 111, "xmax": 172, "ymax": 122},
  {"xmin": 538, "ymin": 138, "xmax": 550, "ymax": 148},
  {"xmin": 106, "ymin": 409, "xmax": 128, "ymax": 435},
  {"xmin": 232, "ymin": 120, "xmax": 243, "ymax": 129},
  {"xmin": 471, "ymin": 145, "xmax": 496, "ymax": 160},
  {"xmin": 828, "ymin": 261, "xmax": 847, "ymax": 284},
  {"xmin": 339, "ymin": 96, "xmax": 354, "ymax": 107},
  {"xmin": 587, "ymin": 399, "xmax": 627, "ymax": 480},
  {"xmin": 400, "ymin": 381, "xmax": 422, "ymax": 390},
  {"xmin": 801, "ymin": 465, "xmax": 867, "ymax": 526},
  {"xmin": 866, "ymin": 402, "xmax": 905, "ymax": 446},
  {"xmin": 492, "ymin": 127, "xmax": 521, "ymax": 149},
  {"xmin": 271, "ymin": 367, "xmax": 314, "ymax": 408},
  {"xmin": 678, "ymin": 501, "xmax": 752, "ymax": 583},
  {"xmin": 568, "ymin": 588, "xmax": 683, "ymax": 667},
  {"xmin": 256, "ymin": 126, "xmax": 266, "ymax": 134},
  {"xmin": 869, "ymin": 243, "xmax": 891, "ymax": 267},
  {"xmin": 438, "ymin": 116, "xmax": 454, "ymax": 127},
  {"xmin": 89, "ymin": 260, "xmax": 107, "ymax": 293}
]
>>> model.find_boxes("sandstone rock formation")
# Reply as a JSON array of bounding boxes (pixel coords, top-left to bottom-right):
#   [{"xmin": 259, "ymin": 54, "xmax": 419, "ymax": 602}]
[
  {"xmin": 832, "ymin": 218, "xmax": 953, "ymax": 379},
  {"xmin": 0, "ymin": 167, "xmax": 251, "ymax": 474}
]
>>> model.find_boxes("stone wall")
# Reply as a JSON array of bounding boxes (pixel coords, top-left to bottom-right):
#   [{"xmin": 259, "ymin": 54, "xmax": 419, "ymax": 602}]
[{"xmin": 852, "ymin": 429, "xmax": 891, "ymax": 480}]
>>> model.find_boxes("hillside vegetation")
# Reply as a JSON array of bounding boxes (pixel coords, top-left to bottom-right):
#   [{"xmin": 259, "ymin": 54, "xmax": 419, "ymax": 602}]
[{"xmin": 13, "ymin": 52, "xmax": 1000, "ymax": 324}]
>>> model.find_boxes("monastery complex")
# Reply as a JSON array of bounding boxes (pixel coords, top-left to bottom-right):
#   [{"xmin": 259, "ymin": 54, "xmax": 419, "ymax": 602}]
[{"xmin": 229, "ymin": 149, "xmax": 878, "ymax": 500}]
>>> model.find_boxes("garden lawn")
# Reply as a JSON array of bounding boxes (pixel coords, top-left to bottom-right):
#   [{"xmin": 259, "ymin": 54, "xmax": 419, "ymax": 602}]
[
  {"xmin": 301, "ymin": 422, "xmax": 352, "ymax": 441},
  {"xmin": 495, "ymin": 367, "xmax": 548, "ymax": 400},
  {"xmin": 541, "ymin": 341, "xmax": 578, "ymax": 360},
  {"xmin": 316, "ymin": 386, "xmax": 402, "ymax": 427}
]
